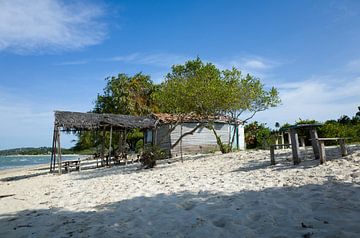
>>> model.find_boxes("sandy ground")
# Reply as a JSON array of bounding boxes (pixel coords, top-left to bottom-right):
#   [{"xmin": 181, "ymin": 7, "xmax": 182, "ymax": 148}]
[{"xmin": 0, "ymin": 145, "xmax": 359, "ymax": 238}]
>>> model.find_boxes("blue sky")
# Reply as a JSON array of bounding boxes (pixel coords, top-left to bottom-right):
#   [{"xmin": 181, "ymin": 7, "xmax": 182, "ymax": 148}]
[{"xmin": 0, "ymin": 0, "xmax": 360, "ymax": 149}]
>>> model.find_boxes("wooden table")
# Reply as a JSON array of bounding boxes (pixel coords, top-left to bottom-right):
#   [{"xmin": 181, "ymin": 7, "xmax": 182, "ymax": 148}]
[
  {"xmin": 286, "ymin": 124, "xmax": 322, "ymax": 165},
  {"xmin": 62, "ymin": 159, "xmax": 81, "ymax": 173}
]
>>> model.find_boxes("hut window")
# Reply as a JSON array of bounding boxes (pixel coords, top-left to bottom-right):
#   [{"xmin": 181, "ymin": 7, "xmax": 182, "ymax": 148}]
[{"xmin": 146, "ymin": 130, "xmax": 153, "ymax": 143}]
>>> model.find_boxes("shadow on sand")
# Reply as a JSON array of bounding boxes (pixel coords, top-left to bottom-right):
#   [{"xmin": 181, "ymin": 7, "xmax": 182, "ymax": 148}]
[
  {"xmin": 232, "ymin": 145, "xmax": 360, "ymax": 173},
  {"xmin": 0, "ymin": 179, "xmax": 359, "ymax": 237}
]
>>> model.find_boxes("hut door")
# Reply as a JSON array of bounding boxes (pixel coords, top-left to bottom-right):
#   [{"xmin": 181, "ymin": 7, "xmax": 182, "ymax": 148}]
[{"xmin": 229, "ymin": 124, "xmax": 238, "ymax": 149}]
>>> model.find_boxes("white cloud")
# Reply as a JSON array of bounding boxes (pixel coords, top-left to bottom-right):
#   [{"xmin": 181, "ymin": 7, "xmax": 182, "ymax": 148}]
[
  {"xmin": 0, "ymin": 0, "xmax": 107, "ymax": 53},
  {"xmin": 252, "ymin": 76, "xmax": 360, "ymax": 127},
  {"xmin": 214, "ymin": 56, "xmax": 282, "ymax": 79},
  {"xmin": 243, "ymin": 59, "xmax": 269, "ymax": 70},
  {"xmin": 54, "ymin": 60, "xmax": 89, "ymax": 66},
  {"xmin": 109, "ymin": 53, "xmax": 190, "ymax": 67}
]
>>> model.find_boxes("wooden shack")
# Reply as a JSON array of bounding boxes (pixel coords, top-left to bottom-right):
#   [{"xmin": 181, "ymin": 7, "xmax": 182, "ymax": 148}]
[{"xmin": 145, "ymin": 113, "xmax": 245, "ymax": 157}]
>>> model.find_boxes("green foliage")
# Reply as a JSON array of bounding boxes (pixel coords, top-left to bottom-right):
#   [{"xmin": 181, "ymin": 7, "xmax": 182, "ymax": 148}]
[
  {"xmin": 155, "ymin": 58, "xmax": 281, "ymax": 120},
  {"xmin": 155, "ymin": 58, "xmax": 280, "ymax": 153},
  {"xmin": 126, "ymin": 129, "xmax": 144, "ymax": 151},
  {"xmin": 135, "ymin": 140, "xmax": 144, "ymax": 153},
  {"xmin": 139, "ymin": 145, "xmax": 167, "ymax": 169},
  {"xmin": 318, "ymin": 120, "xmax": 360, "ymax": 144},
  {"xmin": 94, "ymin": 72, "xmax": 157, "ymax": 115},
  {"xmin": 245, "ymin": 121, "xmax": 274, "ymax": 149},
  {"xmin": 155, "ymin": 57, "xmax": 228, "ymax": 115},
  {"xmin": 74, "ymin": 58, "xmax": 281, "ymax": 153}
]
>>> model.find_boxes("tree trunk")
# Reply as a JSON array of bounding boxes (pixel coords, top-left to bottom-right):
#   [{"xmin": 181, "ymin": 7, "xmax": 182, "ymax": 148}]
[{"xmin": 171, "ymin": 123, "xmax": 204, "ymax": 149}]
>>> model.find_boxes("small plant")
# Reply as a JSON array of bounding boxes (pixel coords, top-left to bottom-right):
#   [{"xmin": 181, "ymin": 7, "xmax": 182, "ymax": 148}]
[{"xmin": 139, "ymin": 145, "xmax": 166, "ymax": 169}]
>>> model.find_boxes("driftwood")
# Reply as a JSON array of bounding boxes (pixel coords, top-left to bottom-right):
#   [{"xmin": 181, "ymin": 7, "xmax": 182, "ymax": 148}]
[{"xmin": 0, "ymin": 194, "xmax": 15, "ymax": 199}]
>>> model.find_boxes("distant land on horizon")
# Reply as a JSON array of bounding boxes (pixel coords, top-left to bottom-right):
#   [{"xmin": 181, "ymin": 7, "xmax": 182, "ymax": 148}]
[{"xmin": 0, "ymin": 147, "xmax": 76, "ymax": 156}]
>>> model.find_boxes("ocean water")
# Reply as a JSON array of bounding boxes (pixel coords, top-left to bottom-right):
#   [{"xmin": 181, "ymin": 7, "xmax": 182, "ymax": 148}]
[{"xmin": 0, "ymin": 155, "xmax": 80, "ymax": 170}]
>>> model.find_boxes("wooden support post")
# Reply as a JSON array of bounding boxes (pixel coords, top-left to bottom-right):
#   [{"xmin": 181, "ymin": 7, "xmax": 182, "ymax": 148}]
[
  {"xmin": 310, "ymin": 129, "xmax": 320, "ymax": 160},
  {"xmin": 318, "ymin": 140, "xmax": 326, "ymax": 164},
  {"xmin": 290, "ymin": 128, "xmax": 300, "ymax": 165},
  {"xmin": 300, "ymin": 137, "xmax": 305, "ymax": 147},
  {"xmin": 280, "ymin": 133, "xmax": 285, "ymax": 149},
  {"xmin": 180, "ymin": 124, "xmax": 183, "ymax": 162},
  {"xmin": 108, "ymin": 126, "xmax": 113, "ymax": 166},
  {"xmin": 50, "ymin": 126, "xmax": 56, "ymax": 172},
  {"xmin": 287, "ymin": 132, "xmax": 292, "ymax": 145},
  {"xmin": 124, "ymin": 129, "xmax": 128, "ymax": 165},
  {"xmin": 101, "ymin": 128, "xmax": 105, "ymax": 167},
  {"xmin": 339, "ymin": 139, "xmax": 347, "ymax": 157},
  {"xmin": 270, "ymin": 145, "xmax": 275, "ymax": 165},
  {"xmin": 57, "ymin": 127, "xmax": 62, "ymax": 174}
]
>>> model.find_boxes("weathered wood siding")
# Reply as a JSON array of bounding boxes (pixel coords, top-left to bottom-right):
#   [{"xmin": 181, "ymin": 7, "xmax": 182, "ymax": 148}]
[{"xmin": 152, "ymin": 122, "xmax": 245, "ymax": 157}]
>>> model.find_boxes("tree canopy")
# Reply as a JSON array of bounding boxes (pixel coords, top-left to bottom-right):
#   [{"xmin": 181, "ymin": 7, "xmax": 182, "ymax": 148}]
[
  {"xmin": 73, "ymin": 58, "xmax": 281, "ymax": 153},
  {"xmin": 155, "ymin": 58, "xmax": 281, "ymax": 122},
  {"xmin": 94, "ymin": 73, "xmax": 157, "ymax": 116}
]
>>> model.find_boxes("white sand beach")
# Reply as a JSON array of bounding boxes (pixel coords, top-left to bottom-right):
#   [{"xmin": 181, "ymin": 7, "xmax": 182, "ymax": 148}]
[{"xmin": 0, "ymin": 146, "xmax": 359, "ymax": 237}]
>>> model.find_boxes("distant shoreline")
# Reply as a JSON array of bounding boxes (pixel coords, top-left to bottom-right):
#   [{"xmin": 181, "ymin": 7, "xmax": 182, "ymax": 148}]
[{"xmin": 1, "ymin": 154, "xmax": 81, "ymax": 157}]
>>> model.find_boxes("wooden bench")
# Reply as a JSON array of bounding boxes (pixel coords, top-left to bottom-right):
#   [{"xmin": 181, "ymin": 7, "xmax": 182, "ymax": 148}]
[
  {"xmin": 62, "ymin": 159, "xmax": 81, "ymax": 173},
  {"xmin": 270, "ymin": 144, "xmax": 292, "ymax": 165},
  {"xmin": 316, "ymin": 138, "xmax": 349, "ymax": 164}
]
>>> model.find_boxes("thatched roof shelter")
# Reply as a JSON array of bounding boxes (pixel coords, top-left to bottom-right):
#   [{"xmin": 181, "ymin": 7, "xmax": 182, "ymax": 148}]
[{"xmin": 55, "ymin": 111, "xmax": 156, "ymax": 131}]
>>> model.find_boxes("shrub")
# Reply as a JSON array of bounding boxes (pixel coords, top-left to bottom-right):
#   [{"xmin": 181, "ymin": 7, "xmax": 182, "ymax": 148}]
[
  {"xmin": 139, "ymin": 145, "xmax": 166, "ymax": 169},
  {"xmin": 135, "ymin": 140, "xmax": 144, "ymax": 153}
]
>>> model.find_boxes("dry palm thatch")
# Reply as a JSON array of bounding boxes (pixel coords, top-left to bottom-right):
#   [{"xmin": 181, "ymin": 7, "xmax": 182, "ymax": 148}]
[{"xmin": 54, "ymin": 111, "xmax": 156, "ymax": 131}]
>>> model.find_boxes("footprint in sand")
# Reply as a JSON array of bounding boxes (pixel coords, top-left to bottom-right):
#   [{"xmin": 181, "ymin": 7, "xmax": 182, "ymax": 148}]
[
  {"xmin": 180, "ymin": 201, "xmax": 196, "ymax": 211},
  {"xmin": 212, "ymin": 218, "xmax": 227, "ymax": 228}
]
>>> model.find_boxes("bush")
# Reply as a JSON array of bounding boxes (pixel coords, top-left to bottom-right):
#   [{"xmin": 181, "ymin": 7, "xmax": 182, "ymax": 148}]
[
  {"xmin": 135, "ymin": 140, "xmax": 144, "ymax": 153},
  {"xmin": 245, "ymin": 121, "xmax": 273, "ymax": 149},
  {"xmin": 139, "ymin": 145, "xmax": 166, "ymax": 169}
]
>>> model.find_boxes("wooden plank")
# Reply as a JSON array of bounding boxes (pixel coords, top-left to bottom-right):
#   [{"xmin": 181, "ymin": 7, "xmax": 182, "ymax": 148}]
[
  {"xmin": 270, "ymin": 145, "xmax": 275, "ymax": 165},
  {"xmin": 316, "ymin": 137, "xmax": 351, "ymax": 141},
  {"xmin": 272, "ymin": 144, "xmax": 291, "ymax": 147},
  {"xmin": 318, "ymin": 140, "xmax": 326, "ymax": 164},
  {"xmin": 290, "ymin": 128, "xmax": 300, "ymax": 165},
  {"xmin": 310, "ymin": 128, "xmax": 320, "ymax": 160}
]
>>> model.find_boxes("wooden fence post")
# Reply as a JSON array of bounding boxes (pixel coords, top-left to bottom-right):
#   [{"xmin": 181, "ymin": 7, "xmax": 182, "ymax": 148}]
[
  {"xmin": 290, "ymin": 129, "xmax": 300, "ymax": 165},
  {"xmin": 270, "ymin": 145, "xmax": 275, "ymax": 165},
  {"xmin": 318, "ymin": 140, "xmax": 326, "ymax": 164},
  {"xmin": 339, "ymin": 139, "xmax": 347, "ymax": 157}
]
